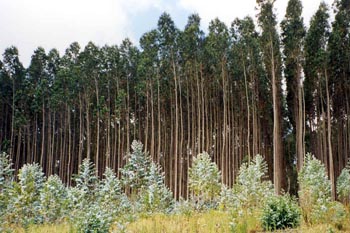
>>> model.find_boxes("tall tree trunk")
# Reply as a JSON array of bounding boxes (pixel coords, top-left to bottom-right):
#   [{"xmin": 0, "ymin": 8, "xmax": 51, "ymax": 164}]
[
  {"xmin": 325, "ymin": 69, "xmax": 335, "ymax": 200},
  {"xmin": 94, "ymin": 77, "xmax": 100, "ymax": 175},
  {"xmin": 243, "ymin": 61, "xmax": 251, "ymax": 161},
  {"xmin": 271, "ymin": 39, "xmax": 283, "ymax": 195}
]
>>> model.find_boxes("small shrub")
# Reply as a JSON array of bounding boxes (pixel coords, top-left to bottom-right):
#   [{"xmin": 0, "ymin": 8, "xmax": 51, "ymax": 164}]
[
  {"xmin": 9, "ymin": 163, "xmax": 45, "ymax": 226},
  {"xmin": 0, "ymin": 152, "xmax": 14, "ymax": 231},
  {"xmin": 173, "ymin": 198, "xmax": 195, "ymax": 217},
  {"xmin": 234, "ymin": 154, "xmax": 273, "ymax": 210},
  {"xmin": 311, "ymin": 201, "xmax": 346, "ymax": 229},
  {"xmin": 189, "ymin": 152, "xmax": 221, "ymax": 209},
  {"xmin": 298, "ymin": 153, "xmax": 331, "ymax": 225},
  {"xmin": 121, "ymin": 141, "xmax": 152, "ymax": 196},
  {"xmin": 218, "ymin": 185, "xmax": 235, "ymax": 210},
  {"xmin": 98, "ymin": 167, "xmax": 131, "ymax": 216},
  {"xmin": 40, "ymin": 175, "xmax": 68, "ymax": 223},
  {"xmin": 73, "ymin": 202, "xmax": 114, "ymax": 233},
  {"xmin": 0, "ymin": 152, "xmax": 14, "ymax": 190},
  {"xmin": 73, "ymin": 158, "xmax": 99, "ymax": 202},
  {"xmin": 227, "ymin": 155, "xmax": 273, "ymax": 232},
  {"xmin": 261, "ymin": 194, "xmax": 300, "ymax": 231},
  {"xmin": 337, "ymin": 164, "xmax": 350, "ymax": 205},
  {"xmin": 138, "ymin": 163, "xmax": 173, "ymax": 213}
]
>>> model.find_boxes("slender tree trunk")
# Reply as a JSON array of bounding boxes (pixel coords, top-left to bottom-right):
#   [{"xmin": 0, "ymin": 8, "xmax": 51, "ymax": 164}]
[
  {"xmin": 296, "ymin": 62, "xmax": 304, "ymax": 171},
  {"xmin": 243, "ymin": 61, "xmax": 251, "ymax": 161},
  {"xmin": 40, "ymin": 101, "xmax": 45, "ymax": 168},
  {"xmin": 325, "ymin": 69, "xmax": 335, "ymax": 200},
  {"xmin": 94, "ymin": 77, "xmax": 100, "ymax": 175},
  {"xmin": 172, "ymin": 57, "xmax": 179, "ymax": 199},
  {"xmin": 270, "ymin": 40, "xmax": 283, "ymax": 195}
]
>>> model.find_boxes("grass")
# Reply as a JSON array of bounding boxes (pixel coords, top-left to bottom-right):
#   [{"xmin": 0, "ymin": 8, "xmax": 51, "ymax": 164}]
[
  {"xmin": 7, "ymin": 222, "xmax": 71, "ymax": 233},
  {"xmin": 6, "ymin": 209, "xmax": 350, "ymax": 233},
  {"xmin": 126, "ymin": 211, "xmax": 231, "ymax": 233}
]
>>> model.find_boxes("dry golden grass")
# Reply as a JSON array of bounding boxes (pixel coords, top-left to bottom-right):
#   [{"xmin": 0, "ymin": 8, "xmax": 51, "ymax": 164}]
[
  {"xmin": 7, "ymin": 222, "xmax": 71, "ymax": 233},
  {"xmin": 126, "ymin": 211, "xmax": 231, "ymax": 233},
  {"xmin": 7, "ymin": 209, "xmax": 350, "ymax": 233}
]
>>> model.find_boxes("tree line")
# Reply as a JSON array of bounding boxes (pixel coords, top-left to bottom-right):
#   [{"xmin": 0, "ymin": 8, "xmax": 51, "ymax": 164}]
[{"xmin": 0, "ymin": 0, "xmax": 349, "ymax": 199}]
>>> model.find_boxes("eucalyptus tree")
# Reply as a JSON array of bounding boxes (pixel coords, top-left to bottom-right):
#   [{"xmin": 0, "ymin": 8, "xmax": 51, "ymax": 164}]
[
  {"xmin": 157, "ymin": 12, "xmax": 181, "ymax": 197},
  {"xmin": 327, "ymin": 0, "xmax": 350, "ymax": 200},
  {"xmin": 304, "ymin": 1, "xmax": 330, "ymax": 184},
  {"xmin": 103, "ymin": 45, "xmax": 123, "ymax": 171},
  {"xmin": 55, "ymin": 42, "xmax": 81, "ymax": 183},
  {"xmin": 1, "ymin": 47, "xmax": 25, "ymax": 166},
  {"xmin": 205, "ymin": 18, "xmax": 230, "ymax": 184},
  {"xmin": 119, "ymin": 39, "xmax": 140, "ymax": 158},
  {"xmin": 99, "ymin": 45, "xmax": 120, "ymax": 169},
  {"xmin": 79, "ymin": 42, "xmax": 103, "ymax": 175},
  {"xmin": 27, "ymin": 47, "xmax": 49, "ymax": 169},
  {"xmin": 139, "ymin": 29, "xmax": 159, "ymax": 160},
  {"xmin": 281, "ymin": 0, "xmax": 306, "ymax": 171},
  {"xmin": 230, "ymin": 17, "xmax": 271, "ymax": 179},
  {"xmin": 180, "ymin": 14, "xmax": 205, "ymax": 197},
  {"xmin": 256, "ymin": 0, "xmax": 285, "ymax": 194},
  {"xmin": 45, "ymin": 49, "xmax": 60, "ymax": 176}
]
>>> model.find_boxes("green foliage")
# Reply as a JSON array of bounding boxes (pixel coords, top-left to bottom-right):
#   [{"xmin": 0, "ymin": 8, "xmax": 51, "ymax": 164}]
[
  {"xmin": 121, "ymin": 140, "xmax": 152, "ymax": 194},
  {"xmin": 218, "ymin": 185, "xmax": 235, "ymax": 210},
  {"xmin": 138, "ymin": 163, "xmax": 173, "ymax": 213},
  {"xmin": 40, "ymin": 175, "xmax": 68, "ymax": 223},
  {"xmin": 0, "ymin": 152, "xmax": 14, "ymax": 231},
  {"xmin": 337, "ymin": 163, "xmax": 350, "ymax": 204},
  {"xmin": 321, "ymin": 201, "xmax": 347, "ymax": 230},
  {"xmin": 0, "ymin": 152, "xmax": 14, "ymax": 190},
  {"xmin": 227, "ymin": 155, "xmax": 273, "ymax": 232},
  {"xmin": 173, "ymin": 198, "xmax": 196, "ymax": 217},
  {"xmin": 73, "ymin": 158, "xmax": 99, "ymax": 202},
  {"xmin": 72, "ymin": 202, "xmax": 114, "ymax": 233},
  {"xmin": 121, "ymin": 141, "xmax": 173, "ymax": 213},
  {"xmin": 69, "ymin": 159, "xmax": 113, "ymax": 232},
  {"xmin": 189, "ymin": 152, "xmax": 221, "ymax": 208},
  {"xmin": 261, "ymin": 194, "xmax": 301, "ymax": 231},
  {"xmin": 298, "ymin": 153, "xmax": 331, "ymax": 224},
  {"xmin": 234, "ymin": 154, "xmax": 274, "ymax": 210},
  {"xmin": 97, "ymin": 167, "xmax": 131, "ymax": 216},
  {"xmin": 9, "ymin": 163, "xmax": 45, "ymax": 226}
]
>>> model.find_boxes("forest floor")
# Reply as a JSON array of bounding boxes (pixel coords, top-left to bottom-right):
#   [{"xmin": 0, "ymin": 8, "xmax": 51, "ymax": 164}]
[{"xmin": 8, "ymin": 211, "xmax": 350, "ymax": 233}]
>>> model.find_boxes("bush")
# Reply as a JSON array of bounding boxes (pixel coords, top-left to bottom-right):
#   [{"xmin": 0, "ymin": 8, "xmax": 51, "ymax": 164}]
[
  {"xmin": 9, "ymin": 163, "xmax": 45, "ymax": 226},
  {"xmin": 228, "ymin": 155, "xmax": 273, "ymax": 233},
  {"xmin": 337, "ymin": 164, "xmax": 350, "ymax": 205},
  {"xmin": 73, "ymin": 158, "xmax": 99, "ymax": 202},
  {"xmin": 173, "ymin": 198, "xmax": 195, "ymax": 217},
  {"xmin": 0, "ymin": 152, "xmax": 14, "ymax": 190},
  {"xmin": 0, "ymin": 152, "xmax": 14, "ymax": 231},
  {"xmin": 73, "ymin": 202, "xmax": 114, "ymax": 233},
  {"xmin": 68, "ymin": 159, "xmax": 115, "ymax": 233},
  {"xmin": 121, "ymin": 140, "xmax": 152, "ymax": 196},
  {"xmin": 189, "ymin": 152, "xmax": 221, "ymax": 208},
  {"xmin": 298, "ymin": 153, "xmax": 331, "ymax": 225},
  {"xmin": 97, "ymin": 167, "xmax": 131, "ymax": 216},
  {"xmin": 233, "ymin": 154, "xmax": 273, "ymax": 211},
  {"xmin": 261, "ymin": 194, "xmax": 300, "ymax": 231},
  {"xmin": 40, "ymin": 175, "xmax": 68, "ymax": 223},
  {"xmin": 311, "ymin": 201, "xmax": 346, "ymax": 229},
  {"xmin": 138, "ymin": 163, "xmax": 173, "ymax": 213}
]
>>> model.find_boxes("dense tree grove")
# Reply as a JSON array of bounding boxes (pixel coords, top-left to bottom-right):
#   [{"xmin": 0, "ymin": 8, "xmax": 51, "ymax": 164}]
[{"xmin": 1, "ymin": 0, "xmax": 350, "ymax": 199}]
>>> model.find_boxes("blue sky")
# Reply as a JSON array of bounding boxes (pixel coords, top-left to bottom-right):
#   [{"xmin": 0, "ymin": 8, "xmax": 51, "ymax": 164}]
[{"xmin": 0, "ymin": 0, "xmax": 333, "ymax": 67}]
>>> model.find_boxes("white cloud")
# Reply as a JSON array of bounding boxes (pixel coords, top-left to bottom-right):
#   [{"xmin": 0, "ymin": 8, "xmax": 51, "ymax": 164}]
[{"xmin": 0, "ymin": 0, "xmax": 161, "ymax": 66}]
